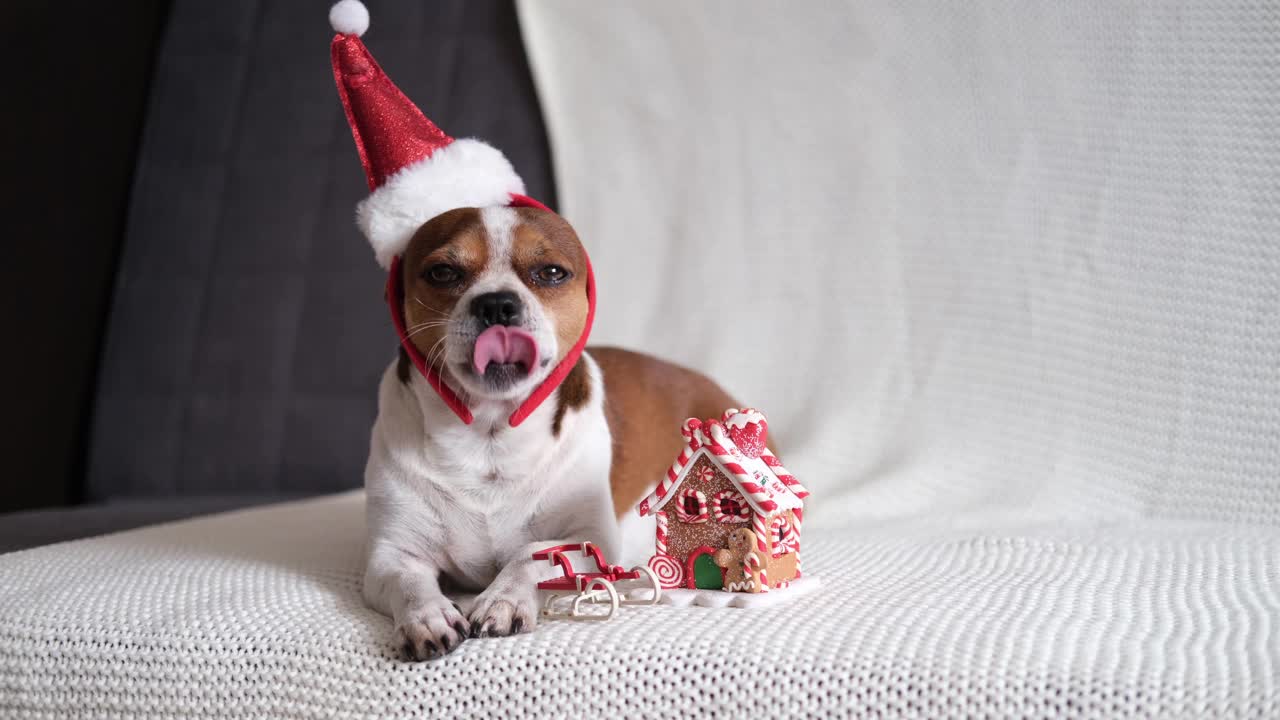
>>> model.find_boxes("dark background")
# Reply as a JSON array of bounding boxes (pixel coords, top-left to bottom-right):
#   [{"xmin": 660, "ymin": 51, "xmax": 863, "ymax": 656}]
[
  {"xmin": 0, "ymin": 1, "xmax": 555, "ymax": 520},
  {"xmin": 1, "ymin": 1, "xmax": 171, "ymax": 511}
]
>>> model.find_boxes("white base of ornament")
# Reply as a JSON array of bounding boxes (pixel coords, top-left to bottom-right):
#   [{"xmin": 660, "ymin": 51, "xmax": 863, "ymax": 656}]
[{"xmin": 630, "ymin": 576, "xmax": 821, "ymax": 608}]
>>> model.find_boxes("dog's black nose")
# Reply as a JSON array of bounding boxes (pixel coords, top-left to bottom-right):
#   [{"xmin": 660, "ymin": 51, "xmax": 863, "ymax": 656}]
[{"xmin": 471, "ymin": 291, "xmax": 523, "ymax": 327}]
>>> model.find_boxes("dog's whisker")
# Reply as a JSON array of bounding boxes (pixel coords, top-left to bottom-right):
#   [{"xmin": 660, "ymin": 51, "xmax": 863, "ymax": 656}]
[
  {"xmin": 427, "ymin": 332, "xmax": 458, "ymax": 371},
  {"xmin": 424, "ymin": 336, "xmax": 451, "ymax": 374},
  {"xmin": 403, "ymin": 326, "xmax": 446, "ymax": 336},
  {"xmin": 404, "ymin": 320, "xmax": 450, "ymax": 332},
  {"xmin": 412, "ymin": 297, "xmax": 452, "ymax": 319},
  {"xmin": 404, "ymin": 324, "xmax": 448, "ymax": 341}
]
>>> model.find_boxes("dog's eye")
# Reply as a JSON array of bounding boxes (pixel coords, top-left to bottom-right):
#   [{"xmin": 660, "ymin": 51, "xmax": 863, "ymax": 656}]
[
  {"xmin": 423, "ymin": 264, "xmax": 462, "ymax": 287},
  {"xmin": 533, "ymin": 265, "xmax": 571, "ymax": 286}
]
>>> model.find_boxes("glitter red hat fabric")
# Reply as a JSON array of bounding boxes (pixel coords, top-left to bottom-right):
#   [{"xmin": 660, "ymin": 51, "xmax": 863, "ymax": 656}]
[
  {"xmin": 330, "ymin": 26, "xmax": 453, "ymax": 190},
  {"xmin": 328, "ymin": 1, "xmax": 596, "ymax": 428}
]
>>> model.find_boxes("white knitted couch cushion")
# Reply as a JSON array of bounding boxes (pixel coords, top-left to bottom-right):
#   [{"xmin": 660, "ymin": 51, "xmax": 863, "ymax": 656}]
[{"xmin": 1, "ymin": 493, "xmax": 1276, "ymax": 718}]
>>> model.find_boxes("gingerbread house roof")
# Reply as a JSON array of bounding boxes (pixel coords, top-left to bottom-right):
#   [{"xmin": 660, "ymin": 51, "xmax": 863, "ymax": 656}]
[{"xmin": 637, "ymin": 409, "xmax": 809, "ymax": 518}]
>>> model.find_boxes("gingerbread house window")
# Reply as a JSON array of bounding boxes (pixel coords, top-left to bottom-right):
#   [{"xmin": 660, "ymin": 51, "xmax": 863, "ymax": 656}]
[
  {"xmin": 771, "ymin": 514, "xmax": 798, "ymax": 555},
  {"xmin": 675, "ymin": 488, "xmax": 708, "ymax": 523},
  {"xmin": 712, "ymin": 490, "xmax": 749, "ymax": 523}
]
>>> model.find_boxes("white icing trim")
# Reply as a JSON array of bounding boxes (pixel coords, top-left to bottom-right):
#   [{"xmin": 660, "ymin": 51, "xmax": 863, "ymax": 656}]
[{"xmin": 723, "ymin": 408, "xmax": 766, "ymax": 431}]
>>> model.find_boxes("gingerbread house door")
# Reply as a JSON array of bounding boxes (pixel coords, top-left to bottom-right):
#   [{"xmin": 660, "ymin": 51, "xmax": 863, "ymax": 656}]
[{"xmin": 687, "ymin": 546, "xmax": 724, "ymax": 590}]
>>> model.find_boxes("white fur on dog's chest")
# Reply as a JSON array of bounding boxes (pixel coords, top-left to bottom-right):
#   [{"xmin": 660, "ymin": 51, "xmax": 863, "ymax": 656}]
[
  {"xmin": 417, "ymin": 429, "xmax": 559, "ymax": 585},
  {"xmin": 364, "ymin": 355, "xmax": 616, "ymax": 592}
]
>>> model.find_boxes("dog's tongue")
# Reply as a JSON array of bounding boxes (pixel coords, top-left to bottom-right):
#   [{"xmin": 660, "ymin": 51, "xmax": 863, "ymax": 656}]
[{"xmin": 473, "ymin": 326, "xmax": 540, "ymax": 376}]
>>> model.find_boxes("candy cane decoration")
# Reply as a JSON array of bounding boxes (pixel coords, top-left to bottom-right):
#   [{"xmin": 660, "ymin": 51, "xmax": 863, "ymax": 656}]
[
  {"xmin": 639, "ymin": 419, "xmax": 704, "ymax": 516},
  {"xmin": 654, "ymin": 511, "xmax": 669, "ymax": 555},
  {"xmin": 682, "ymin": 417, "xmax": 703, "ymax": 440},
  {"xmin": 752, "ymin": 513, "xmax": 770, "ymax": 554},
  {"xmin": 712, "ymin": 490, "xmax": 749, "ymax": 523},
  {"xmin": 675, "ymin": 488, "xmax": 709, "ymax": 523},
  {"xmin": 760, "ymin": 448, "xmax": 809, "ymax": 498},
  {"xmin": 743, "ymin": 551, "xmax": 768, "ymax": 593},
  {"xmin": 770, "ymin": 514, "xmax": 799, "ymax": 555}
]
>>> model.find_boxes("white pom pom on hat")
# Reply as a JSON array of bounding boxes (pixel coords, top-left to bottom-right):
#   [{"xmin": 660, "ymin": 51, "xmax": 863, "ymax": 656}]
[{"xmin": 329, "ymin": 0, "xmax": 369, "ymax": 37}]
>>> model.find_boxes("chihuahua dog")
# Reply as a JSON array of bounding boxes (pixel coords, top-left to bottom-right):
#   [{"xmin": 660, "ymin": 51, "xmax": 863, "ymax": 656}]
[{"xmin": 362, "ymin": 206, "xmax": 737, "ymax": 660}]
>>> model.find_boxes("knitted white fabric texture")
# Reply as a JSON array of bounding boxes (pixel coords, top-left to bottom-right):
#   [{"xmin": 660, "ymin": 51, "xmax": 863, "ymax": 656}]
[{"xmin": 1, "ymin": 493, "xmax": 1276, "ymax": 718}]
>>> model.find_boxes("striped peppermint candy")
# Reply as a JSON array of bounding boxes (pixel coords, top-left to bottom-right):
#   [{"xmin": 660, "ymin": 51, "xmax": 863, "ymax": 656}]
[{"xmin": 648, "ymin": 553, "xmax": 683, "ymax": 588}]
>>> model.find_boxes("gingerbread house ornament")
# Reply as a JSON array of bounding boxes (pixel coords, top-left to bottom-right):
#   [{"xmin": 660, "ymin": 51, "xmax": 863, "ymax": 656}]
[{"xmin": 638, "ymin": 409, "xmax": 812, "ymax": 599}]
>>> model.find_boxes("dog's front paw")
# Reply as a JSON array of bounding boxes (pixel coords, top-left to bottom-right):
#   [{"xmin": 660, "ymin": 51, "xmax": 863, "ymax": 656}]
[
  {"xmin": 467, "ymin": 586, "xmax": 537, "ymax": 638},
  {"xmin": 395, "ymin": 599, "xmax": 470, "ymax": 661}
]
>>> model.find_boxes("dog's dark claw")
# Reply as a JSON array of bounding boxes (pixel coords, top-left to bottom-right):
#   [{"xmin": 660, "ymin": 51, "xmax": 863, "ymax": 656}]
[
  {"xmin": 424, "ymin": 640, "xmax": 439, "ymax": 658},
  {"xmin": 401, "ymin": 640, "xmax": 415, "ymax": 660},
  {"xmin": 453, "ymin": 620, "xmax": 469, "ymax": 638},
  {"xmin": 511, "ymin": 617, "xmax": 524, "ymax": 634}
]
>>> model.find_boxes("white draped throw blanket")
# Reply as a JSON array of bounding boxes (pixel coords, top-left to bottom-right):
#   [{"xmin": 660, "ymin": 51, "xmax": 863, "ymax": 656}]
[{"xmin": 3, "ymin": 2, "xmax": 1279, "ymax": 717}]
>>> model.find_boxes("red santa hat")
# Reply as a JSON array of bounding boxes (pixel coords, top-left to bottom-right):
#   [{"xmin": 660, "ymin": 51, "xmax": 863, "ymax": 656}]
[
  {"xmin": 328, "ymin": 0, "xmax": 595, "ymax": 428},
  {"xmin": 329, "ymin": 0, "xmax": 528, "ymax": 269}
]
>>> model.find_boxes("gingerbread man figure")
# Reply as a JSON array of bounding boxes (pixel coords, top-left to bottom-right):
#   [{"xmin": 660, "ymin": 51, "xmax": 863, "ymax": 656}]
[{"xmin": 714, "ymin": 528, "xmax": 761, "ymax": 592}]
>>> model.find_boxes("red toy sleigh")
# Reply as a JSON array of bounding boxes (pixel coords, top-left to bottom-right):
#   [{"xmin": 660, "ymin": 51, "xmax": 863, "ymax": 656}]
[{"xmin": 532, "ymin": 542, "xmax": 661, "ymax": 620}]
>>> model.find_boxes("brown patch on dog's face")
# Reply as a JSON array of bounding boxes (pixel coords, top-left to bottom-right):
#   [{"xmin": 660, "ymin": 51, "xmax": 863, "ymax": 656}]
[
  {"xmin": 509, "ymin": 208, "xmax": 589, "ymax": 365},
  {"xmin": 400, "ymin": 208, "xmax": 489, "ymax": 372},
  {"xmin": 396, "ymin": 206, "xmax": 591, "ymax": 401}
]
